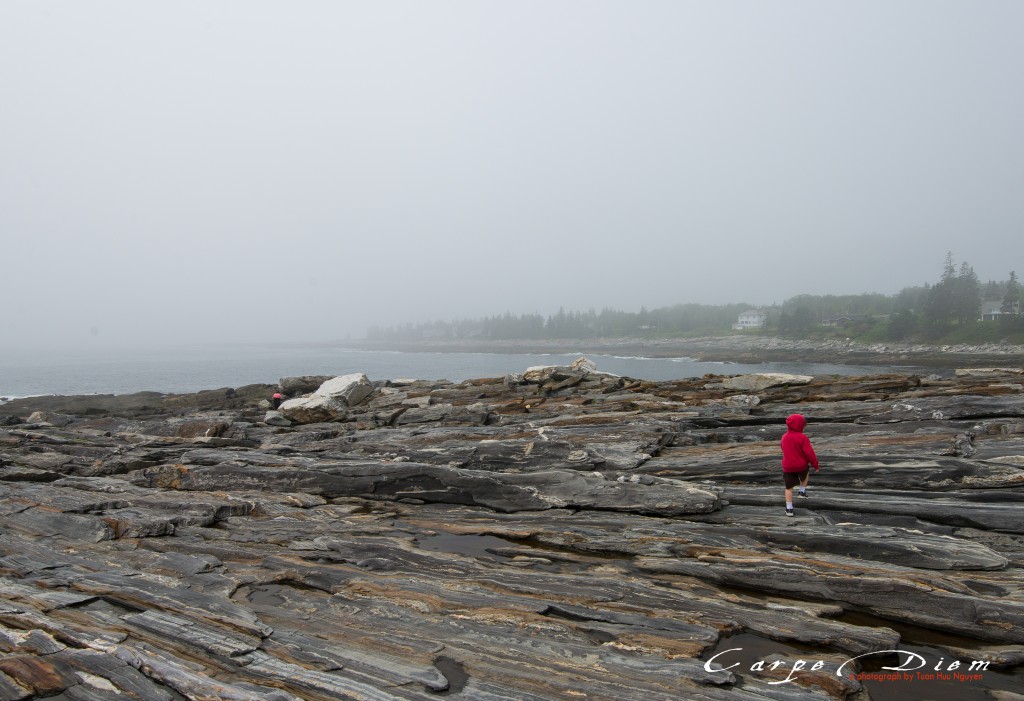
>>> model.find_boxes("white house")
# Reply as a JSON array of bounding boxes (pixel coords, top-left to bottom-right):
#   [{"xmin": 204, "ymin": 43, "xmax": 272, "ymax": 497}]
[
  {"xmin": 732, "ymin": 309, "xmax": 767, "ymax": 330},
  {"xmin": 980, "ymin": 300, "xmax": 1016, "ymax": 321}
]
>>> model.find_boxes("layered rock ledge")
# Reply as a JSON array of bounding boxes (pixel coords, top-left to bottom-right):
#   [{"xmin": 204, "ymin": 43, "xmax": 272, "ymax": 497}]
[{"xmin": 1, "ymin": 362, "xmax": 1023, "ymax": 700}]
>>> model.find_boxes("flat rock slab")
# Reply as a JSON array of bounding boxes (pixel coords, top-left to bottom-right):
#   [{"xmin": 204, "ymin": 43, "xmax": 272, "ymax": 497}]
[{"xmin": 1, "ymin": 367, "xmax": 1024, "ymax": 700}]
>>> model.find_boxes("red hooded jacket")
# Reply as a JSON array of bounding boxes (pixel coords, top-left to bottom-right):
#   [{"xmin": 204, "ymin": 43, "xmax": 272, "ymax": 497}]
[{"xmin": 780, "ymin": 413, "xmax": 819, "ymax": 472}]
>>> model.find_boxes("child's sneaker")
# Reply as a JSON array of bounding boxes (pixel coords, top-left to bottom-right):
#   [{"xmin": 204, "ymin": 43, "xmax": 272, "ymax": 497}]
[
  {"xmin": 786, "ymin": 508, "xmax": 794, "ymax": 517},
  {"xmin": 797, "ymin": 491, "xmax": 808, "ymax": 499}
]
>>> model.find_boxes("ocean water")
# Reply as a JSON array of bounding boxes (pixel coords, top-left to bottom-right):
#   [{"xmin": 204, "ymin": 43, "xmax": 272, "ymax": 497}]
[{"xmin": 0, "ymin": 343, "xmax": 918, "ymax": 399}]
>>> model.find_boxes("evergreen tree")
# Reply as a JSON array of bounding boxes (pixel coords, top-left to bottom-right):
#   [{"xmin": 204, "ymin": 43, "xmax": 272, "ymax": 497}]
[
  {"xmin": 941, "ymin": 252, "xmax": 957, "ymax": 284},
  {"xmin": 1002, "ymin": 271, "xmax": 1020, "ymax": 314},
  {"xmin": 954, "ymin": 261, "xmax": 981, "ymax": 324},
  {"xmin": 924, "ymin": 252, "xmax": 958, "ymax": 333},
  {"xmin": 886, "ymin": 309, "xmax": 918, "ymax": 340},
  {"xmin": 893, "ymin": 285, "xmax": 927, "ymax": 314},
  {"xmin": 791, "ymin": 306, "xmax": 814, "ymax": 334}
]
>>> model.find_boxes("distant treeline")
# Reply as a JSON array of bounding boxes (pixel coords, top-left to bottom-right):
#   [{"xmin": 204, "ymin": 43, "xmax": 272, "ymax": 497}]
[{"xmin": 368, "ymin": 255, "xmax": 1023, "ymax": 344}]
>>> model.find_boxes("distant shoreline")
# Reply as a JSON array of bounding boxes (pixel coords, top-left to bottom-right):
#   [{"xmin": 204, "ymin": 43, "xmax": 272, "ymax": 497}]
[{"xmin": 351, "ymin": 335, "xmax": 1024, "ymax": 368}]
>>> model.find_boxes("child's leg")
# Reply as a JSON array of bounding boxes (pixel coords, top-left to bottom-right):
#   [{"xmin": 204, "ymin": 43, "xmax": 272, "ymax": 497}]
[{"xmin": 796, "ymin": 469, "xmax": 810, "ymax": 496}]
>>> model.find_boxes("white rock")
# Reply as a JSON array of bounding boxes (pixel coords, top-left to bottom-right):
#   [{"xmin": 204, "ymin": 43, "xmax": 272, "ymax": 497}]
[
  {"xmin": 725, "ymin": 394, "xmax": 761, "ymax": 407},
  {"xmin": 314, "ymin": 373, "xmax": 374, "ymax": 406},
  {"xmin": 719, "ymin": 373, "xmax": 814, "ymax": 391},
  {"xmin": 279, "ymin": 395, "xmax": 347, "ymax": 424},
  {"xmin": 955, "ymin": 368, "xmax": 1024, "ymax": 377}
]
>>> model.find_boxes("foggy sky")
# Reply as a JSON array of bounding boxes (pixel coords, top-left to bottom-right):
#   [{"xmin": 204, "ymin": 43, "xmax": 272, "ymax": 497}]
[{"xmin": 3, "ymin": 1, "xmax": 1022, "ymax": 351}]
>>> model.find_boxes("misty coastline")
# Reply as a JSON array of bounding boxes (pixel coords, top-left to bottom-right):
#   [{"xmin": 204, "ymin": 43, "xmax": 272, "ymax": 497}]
[
  {"xmin": 6, "ymin": 335, "xmax": 1022, "ymax": 402},
  {"xmin": 352, "ymin": 335, "xmax": 1024, "ymax": 368}
]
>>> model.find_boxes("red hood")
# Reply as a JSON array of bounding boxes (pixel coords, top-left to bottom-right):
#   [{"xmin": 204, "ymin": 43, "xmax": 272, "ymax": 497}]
[{"xmin": 786, "ymin": 414, "xmax": 807, "ymax": 432}]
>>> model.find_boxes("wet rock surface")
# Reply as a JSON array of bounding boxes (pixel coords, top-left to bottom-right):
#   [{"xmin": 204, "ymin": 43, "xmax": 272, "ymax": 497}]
[{"xmin": 1, "ymin": 363, "xmax": 1023, "ymax": 699}]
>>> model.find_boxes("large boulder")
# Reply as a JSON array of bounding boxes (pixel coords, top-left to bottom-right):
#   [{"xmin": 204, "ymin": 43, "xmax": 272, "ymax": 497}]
[
  {"xmin": 279, "ymin": 395, "xmax": 347, "ymax": 424},
  {"xmin": 277, "ymin": 374, "xmax": 374, "ymax": 425},
  {"xmin": 278, "ymin": 375, "xmax": 334, "ymax": 395},
  {"xmin": 314, "ymin": 373, "xmax": 374, "ymax": 406},
  {"xmin": 26, "ymin": 411, "xmax": 76, "ymax": 427},
  {"xmin": 523, "ymin": 357, "xmax": 599, "ymax": 384}
]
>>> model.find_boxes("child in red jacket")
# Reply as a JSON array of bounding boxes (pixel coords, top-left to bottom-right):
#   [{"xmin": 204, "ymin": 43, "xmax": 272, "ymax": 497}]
[{"xmin": 781, "ymin": 413, "xmax": 819, "ymax": 517}]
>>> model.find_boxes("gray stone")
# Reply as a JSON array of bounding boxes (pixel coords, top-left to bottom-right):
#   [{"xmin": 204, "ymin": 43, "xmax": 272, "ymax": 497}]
[
  {"xmin": 277, "ymin": 375, "xmax": 334, "ymax": 395},
  {"xmin": 263, "ymin": 410, "xmax": 291, "ymax": 426}
]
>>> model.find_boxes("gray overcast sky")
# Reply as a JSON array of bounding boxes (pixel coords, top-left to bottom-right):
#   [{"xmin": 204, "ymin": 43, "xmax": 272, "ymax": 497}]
[{"xmin": 2, "ymin": 1, "xmax": 1022, "ymax": 350}]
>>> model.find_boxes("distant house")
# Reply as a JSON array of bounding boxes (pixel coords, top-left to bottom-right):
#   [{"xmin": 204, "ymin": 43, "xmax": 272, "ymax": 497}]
[
  {"xmin": 822, "ymin": 314, "xmax": 867, "ymax": 327},
  {"xmin": 732, "ymin": 309, "xmax": 767, "ymax": 330},
  {"xmin": 980, "ymin": 301, "xmax": 1010, "ymax": 321}
]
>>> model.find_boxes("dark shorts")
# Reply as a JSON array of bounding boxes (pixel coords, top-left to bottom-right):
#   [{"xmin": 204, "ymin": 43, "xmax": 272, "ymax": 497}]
[{"xmin": 783, "ymin": 469, "xmax": 809, "ymax": 489}]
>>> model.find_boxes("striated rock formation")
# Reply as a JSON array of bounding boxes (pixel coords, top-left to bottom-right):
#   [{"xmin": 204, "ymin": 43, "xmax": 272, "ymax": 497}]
[{"xmin": 1, "ymin": 361, "xmax": 1023, "ymax": 699}]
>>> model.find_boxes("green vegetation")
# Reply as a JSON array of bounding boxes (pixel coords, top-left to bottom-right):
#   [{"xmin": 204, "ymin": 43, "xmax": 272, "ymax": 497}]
[{"xmin": 368, "ymin": 254, "xmax": 1024, "ymax": 345}]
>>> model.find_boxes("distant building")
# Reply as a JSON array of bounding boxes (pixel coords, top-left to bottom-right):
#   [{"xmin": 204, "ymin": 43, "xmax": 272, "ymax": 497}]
[
  {"xmin": 822, "ymin": 314, "xmax": 867, "ymax": 327},
  {"xmin": 732, "ymin": 309, "xmax": 767, "ymax": 330},
  {"xmin": 980, "ymin": 301, "xmax": 1012, "ymax": 321}
]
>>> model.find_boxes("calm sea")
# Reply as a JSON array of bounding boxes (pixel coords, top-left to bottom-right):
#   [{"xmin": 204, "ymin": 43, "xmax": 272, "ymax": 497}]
[{"xmin": 0, "ymin": 344, "xmax": 919, "ymax": 399}]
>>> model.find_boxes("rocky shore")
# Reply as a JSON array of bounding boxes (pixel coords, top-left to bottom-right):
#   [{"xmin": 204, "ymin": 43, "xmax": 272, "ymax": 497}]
[
  {"xmin": 353, "ymin": 335, "xmax": 1024, "ymax": 368},
  {"xmin": 1, "ymin": 359, "xmax": 1023, "ymax": 700}
]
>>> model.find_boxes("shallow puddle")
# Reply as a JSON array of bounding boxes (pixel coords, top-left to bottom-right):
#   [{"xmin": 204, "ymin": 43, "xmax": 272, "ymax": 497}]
[
  {"xmin": 245, "ymin": 581, "xmax": 332, "ymax": 607},
  {"xmin": 415, "ymin": 533, "xmax": 517, "ymax": 561},
  {"xmin": 432, "ymin": 655, "xmax": 469, "ymax": 695}
]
